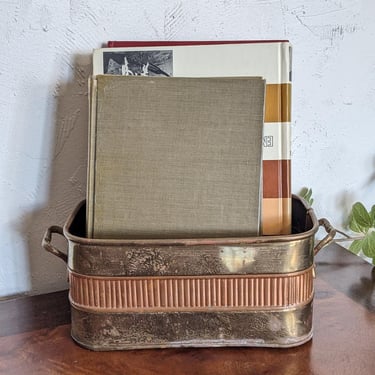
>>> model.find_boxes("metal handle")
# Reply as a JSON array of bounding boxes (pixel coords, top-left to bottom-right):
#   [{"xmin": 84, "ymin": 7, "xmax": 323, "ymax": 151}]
[
  {"xmin": 314, "ymin": 218, "xmax": 337, "ymax": 255},
  {"xmin": 42, "ymin": 225, "xmax": 68, "ymax": 264}
]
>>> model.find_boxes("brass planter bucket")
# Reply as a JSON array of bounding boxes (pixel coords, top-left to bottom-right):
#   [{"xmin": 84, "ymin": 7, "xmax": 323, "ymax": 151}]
[{"xmin": 43, "ymin": 195, "xmax": 335, "ymax": 350}]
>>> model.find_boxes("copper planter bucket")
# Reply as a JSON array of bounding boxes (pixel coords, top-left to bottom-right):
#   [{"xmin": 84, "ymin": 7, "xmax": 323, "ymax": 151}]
[{"xmin": 43, "ymin": 195, "xmax": 335, "ymax": 350}]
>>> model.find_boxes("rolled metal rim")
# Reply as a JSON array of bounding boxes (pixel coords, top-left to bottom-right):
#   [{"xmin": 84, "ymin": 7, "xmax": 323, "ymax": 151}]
[{"xmin": 63, "ymin": 195, "xmax": 319, "ymax": 247}]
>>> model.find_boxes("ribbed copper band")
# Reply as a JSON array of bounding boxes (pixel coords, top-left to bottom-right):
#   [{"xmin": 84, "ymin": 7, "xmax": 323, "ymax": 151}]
[{"xmin": 68, "ymin": 267, "xmax": 314, "ymax": 313}]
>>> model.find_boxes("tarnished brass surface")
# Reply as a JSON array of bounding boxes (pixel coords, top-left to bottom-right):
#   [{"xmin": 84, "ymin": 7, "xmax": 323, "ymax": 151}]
[
  {"xmin": 68, "ymin": 239, "xmax": 315, "ymax": 276},
  {"xmin": 41, "ymin": 195, "xmax": 336, "ymax": 350},
  {"xmin": 70, "ymin": 301, "xmax": 313, "ymax": 350},
  {"xmin": 63, "ymin": 196, "xmax": 317, "ymax": 276}
]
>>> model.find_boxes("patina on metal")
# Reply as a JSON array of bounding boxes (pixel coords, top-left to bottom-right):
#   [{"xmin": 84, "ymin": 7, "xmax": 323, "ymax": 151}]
[
  {"xmin": 42, "ymin": 195, "xmax": 335, "ymax": 350},
  {"xmin": 71, "ymin": 302, "xmax": 313, "ymax": 351}
]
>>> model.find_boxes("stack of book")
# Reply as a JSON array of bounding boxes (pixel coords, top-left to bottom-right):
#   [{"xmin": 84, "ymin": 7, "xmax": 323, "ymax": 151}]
[{"xmin": 87, "ymin": 40, "xmax": 292, "ymax": 239}]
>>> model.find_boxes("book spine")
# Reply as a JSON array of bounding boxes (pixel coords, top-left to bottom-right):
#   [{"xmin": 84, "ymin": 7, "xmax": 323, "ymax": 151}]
[
  {"xmin": 87, "ymin": 77, "xmax": 98, "ymax": 238},
  {"xmin": 261, "ymin": 42, "xmax": 291, "ymax": 235},
  {"xmin": 107, "ymin": 40, "xmax": 290, "ymax": 47}
]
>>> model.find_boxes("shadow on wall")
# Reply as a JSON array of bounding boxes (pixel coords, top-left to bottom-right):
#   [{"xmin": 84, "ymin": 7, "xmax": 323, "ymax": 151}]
[
  {"xmin": 367, "ymin": 155, "xmax": 375, "ymax": 186},
  {"xmin": 18, "ymin": 55, "xmax": 91, "ymax": 296},
  {"xmin": 335, "ymin": 155, "xmax": 375, "ymax": 228}
]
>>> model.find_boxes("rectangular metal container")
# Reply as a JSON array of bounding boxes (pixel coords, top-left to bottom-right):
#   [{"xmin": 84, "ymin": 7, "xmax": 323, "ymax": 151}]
[{"xmin": 43, "ymin": 195, "xmax": 335, "ymax": 350}]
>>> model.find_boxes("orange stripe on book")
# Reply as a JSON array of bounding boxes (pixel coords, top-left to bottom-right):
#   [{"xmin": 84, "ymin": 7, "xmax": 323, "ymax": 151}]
[
  {"xmin": 265, "ymin": 84, "xmax": 291, "ymax": 123},
  {"xmin": 262, "ymin": 198, "xmax": 292, "ymax": 235},
  {"xmin": 263, "ymin": 160, "xmax": 291, "ymax": 198}
]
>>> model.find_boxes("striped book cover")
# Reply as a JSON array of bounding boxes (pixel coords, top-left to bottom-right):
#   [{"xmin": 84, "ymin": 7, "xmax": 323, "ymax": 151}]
[{"xmin": 93, "ymin": 41, "xmax": 292, "ymax": 235}]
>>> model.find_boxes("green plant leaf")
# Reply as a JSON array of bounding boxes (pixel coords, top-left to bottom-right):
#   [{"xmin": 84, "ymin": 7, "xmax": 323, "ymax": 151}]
[
  {"xmin": 300, "ymin": 188, "xmax": 313, "ymax": 206},
  {"xmin": 305, "ymin": 188, "xmax": 312, "ymax": 201},
  {"xmin": 348, "ymin": 213, "xmax": 362, "ymax": 233},
  {"xmin": 361, "ymin": 232, "xmax": 375, "ymax": 258},
  {"xmin": 351, "ymin": 202, "xmax": 372, "ymax": 233},
  {"xmin": 349, "ymin": 239, "xmax": 363, "ymax": 254},
  {"xmin": 370, "ymin": 205, "xmax": 375, "ymax": 226}
]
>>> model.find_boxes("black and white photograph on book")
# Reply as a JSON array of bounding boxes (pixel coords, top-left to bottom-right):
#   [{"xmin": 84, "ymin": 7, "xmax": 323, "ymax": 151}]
[{"xmin": 103, "ymin": 50, "xmax": 173, "ymax": 76}]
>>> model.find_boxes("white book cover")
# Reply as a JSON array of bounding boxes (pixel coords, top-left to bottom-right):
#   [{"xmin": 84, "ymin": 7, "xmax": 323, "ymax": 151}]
[{"xmin": 92, "ymin": 41, "xmax": 292, "ymax": 235}]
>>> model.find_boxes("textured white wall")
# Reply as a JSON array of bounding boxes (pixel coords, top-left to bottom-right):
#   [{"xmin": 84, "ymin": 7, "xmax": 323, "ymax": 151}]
[{"xmin": 1, "ymin": 0, "xmax": 374, "ymax": 297}]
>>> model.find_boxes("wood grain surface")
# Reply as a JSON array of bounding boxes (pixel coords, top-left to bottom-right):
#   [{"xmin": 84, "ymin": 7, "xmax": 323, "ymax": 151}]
[{"xmin": 1, "ymin": 243, "xmax": 374, "ymax": 374}]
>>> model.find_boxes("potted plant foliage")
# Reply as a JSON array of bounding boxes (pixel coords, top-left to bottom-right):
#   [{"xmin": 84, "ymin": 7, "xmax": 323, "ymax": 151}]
[{"xmin": 301, "ymin": 188, "xmax": 375, "ymax": 265}]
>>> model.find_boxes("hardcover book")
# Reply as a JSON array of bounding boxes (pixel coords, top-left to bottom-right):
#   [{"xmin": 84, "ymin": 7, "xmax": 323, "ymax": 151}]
[
  {"xmin": 87, "ymin": 75, "xmax": 265, "ymax": 239},
  {"xmin": 93, "ymin": 40, "xmax": 292, "ymax": 235}
]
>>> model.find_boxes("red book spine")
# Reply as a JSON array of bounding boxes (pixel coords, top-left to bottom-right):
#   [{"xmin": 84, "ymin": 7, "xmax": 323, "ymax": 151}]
[{"xmin": 107, "ymin": 40, "xmax": 289, "ymax": 47}]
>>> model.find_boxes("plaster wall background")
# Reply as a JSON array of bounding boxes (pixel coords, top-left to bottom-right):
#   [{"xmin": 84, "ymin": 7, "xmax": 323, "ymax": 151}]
[{"xmin": 0, "ymin": 0, "xmax": 374, "ymax": 297}]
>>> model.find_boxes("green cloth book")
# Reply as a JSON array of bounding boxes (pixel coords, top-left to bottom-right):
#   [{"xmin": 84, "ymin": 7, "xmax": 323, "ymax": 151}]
[{"xmin": 87, "ymin": 75, "xmax": 265, "ymax": 239}]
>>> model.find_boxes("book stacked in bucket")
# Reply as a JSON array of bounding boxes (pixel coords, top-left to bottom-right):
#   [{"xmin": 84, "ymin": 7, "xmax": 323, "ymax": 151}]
[{"xmin": 88, "ymin": 40, "xmax": 292, "ymax": 238}]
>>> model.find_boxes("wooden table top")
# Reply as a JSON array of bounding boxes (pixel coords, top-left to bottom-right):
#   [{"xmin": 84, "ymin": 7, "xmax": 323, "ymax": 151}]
[{"xmin": 0, "ymin": 243, "xmax": 374, "ymax": 374}]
